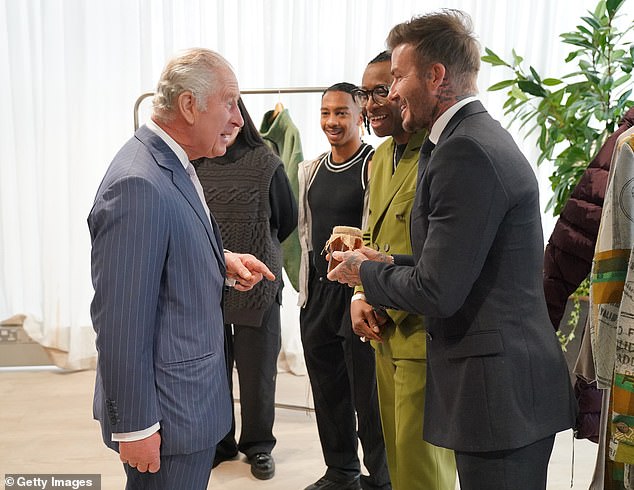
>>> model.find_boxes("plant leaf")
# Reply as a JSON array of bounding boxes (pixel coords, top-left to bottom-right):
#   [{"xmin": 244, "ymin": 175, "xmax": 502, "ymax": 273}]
[
  {"xmin": 488, "ymin": 79, "xmax": 517, "ymax": 91},
  {"xmin": 484, "ymin": 0, "xmax": 634, "ymax": 217},
  {"xmin": 529, "ymin": 66, "xmax": 542, "ymax": 83},
  {"xmin": 606, "ymin": 0, "xmax": 626, "ymax": 16},
  {"xmin": 618, "ymin": 89, "xmax": 633, "ymax": 105},
  {"xmin": 565, "ymin": 50, "xmax": 581, "ymax": 63},
  {"xmin": 542, "ymin": 78, "xmax": 563, "ymax": 86},
  {"xmin": 512, "ymin": 49, "xmax": 524, "ymax": 66},
  {"xmin": 518, "ymin": 80, "xmax": 548, "ymax": 97},
  {"xmin": 481, "ymin": 55, "xmax": 509, "ymax": 67},
  {"xmin": 580, "ymin": 15, "xmax": 601, "ymax": 31},
  {"xmin": 481, "ymin": 48, "xmax": 510, "ymax": 67}
]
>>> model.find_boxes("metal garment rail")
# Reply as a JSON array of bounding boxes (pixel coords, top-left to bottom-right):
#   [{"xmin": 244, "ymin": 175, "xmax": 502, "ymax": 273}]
[
  {"xmin": 133, "ymin": 86, "xmax": 328, "ymax": 130},
  {"xmin": 132, "ymin": 86, "xmax": 326, "ymax": 412}
]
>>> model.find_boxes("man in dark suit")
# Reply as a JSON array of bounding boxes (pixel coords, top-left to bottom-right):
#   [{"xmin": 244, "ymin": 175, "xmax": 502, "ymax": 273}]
[
  {"xmin": 88, "ymin": 48, "xmax": 274, "ymax": 490},
  {"xmin": 328, "ymin": 11, "xmax": 577, "ymax": 490}
]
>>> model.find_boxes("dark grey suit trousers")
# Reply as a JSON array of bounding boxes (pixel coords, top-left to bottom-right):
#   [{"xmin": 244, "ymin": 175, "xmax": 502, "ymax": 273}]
[{"xmin": 455, "ymin": 434, "xmax": 555, "ymax": 490}]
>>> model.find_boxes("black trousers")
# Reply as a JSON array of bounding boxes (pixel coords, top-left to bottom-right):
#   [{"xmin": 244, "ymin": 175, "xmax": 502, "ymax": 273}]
[
  {"xmin": 124, "ymin": 446, "xmax": 215, "ymax": 490},
  {"xmin": 455, "ymin": 434, "xmax": 556, "ymax": 490},
  {"xmin": 300, "ymin": 274, "xmax": 390, "ymax": 489},
  {"xmin": 216, "ymin": 301, "xmax": 282, "ymax": 458}
]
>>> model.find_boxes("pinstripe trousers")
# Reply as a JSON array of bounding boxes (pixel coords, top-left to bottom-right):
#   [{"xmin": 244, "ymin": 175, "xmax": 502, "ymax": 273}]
[{"xmin": 123, "ymin": 446, "xmax": 215, "ymax": 490}]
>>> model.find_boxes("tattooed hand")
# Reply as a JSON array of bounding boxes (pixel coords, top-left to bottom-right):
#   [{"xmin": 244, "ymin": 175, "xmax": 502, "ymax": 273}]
[
  {"xmin": 356, "ymin": 245, "xmax": 394, "ymax": 264},
  {"xmin": 327, "ymin": 250, "xmax": 367, "ymax": 286}
]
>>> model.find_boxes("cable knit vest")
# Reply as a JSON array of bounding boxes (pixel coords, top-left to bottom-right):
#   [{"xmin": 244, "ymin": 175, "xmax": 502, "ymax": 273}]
[{"xmin": 195, "ymin": 143, "xmax": 283, "ymax": 327}]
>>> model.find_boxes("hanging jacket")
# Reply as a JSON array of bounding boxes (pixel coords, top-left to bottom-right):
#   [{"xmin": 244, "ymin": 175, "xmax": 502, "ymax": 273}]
[
  {"xmin": 544, "ymin": 107, "xmax": 634, "ymax": 330},
  {"xmin": 544, "ymin": 107, "xmax": 634, "ymax": 447},
  {"xmin": 590, "ymin": 132, "xmax": 634, "ymax": 464},
  {"xmin": 260, "ymin": 108, "xmax": 304, "ymax": 291}
]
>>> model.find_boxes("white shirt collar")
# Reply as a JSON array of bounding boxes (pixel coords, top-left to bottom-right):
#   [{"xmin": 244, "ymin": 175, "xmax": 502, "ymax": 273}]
[
  {"xmin": 428, "ymin": 96, "xmax": 478, "ymax": 144},
  {"xmin": 146, "ymin": 118, "xmax": 191, "ymax": 170}
]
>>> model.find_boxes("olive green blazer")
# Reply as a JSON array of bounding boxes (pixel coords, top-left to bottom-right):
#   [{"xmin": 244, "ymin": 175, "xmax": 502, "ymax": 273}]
[{"xmin": 360, "ymin": 131, "xmax": 427, "ymax": 359}]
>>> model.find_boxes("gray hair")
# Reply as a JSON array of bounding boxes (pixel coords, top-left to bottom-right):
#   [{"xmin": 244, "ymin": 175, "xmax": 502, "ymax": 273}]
[{"xmin": 152, "ymin": 48, "xmax": 231, "ymax": 121}]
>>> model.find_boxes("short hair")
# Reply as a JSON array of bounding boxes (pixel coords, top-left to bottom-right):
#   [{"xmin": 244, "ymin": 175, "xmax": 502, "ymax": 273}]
[
  {"xmin": 322, "ymin": 82, "xmax": 358, "ymax": 99},
  {"xmin": 236, "ymin": 98, "xmax": 266, "ymax": 149},
  {"xmin": 386, "ymin": 9, "xmax": 480, "ymax": 93},
  {"xmin": 362, "ymin": 53, "xmax": 392, "ymax": 135},
  {"xmin": 369, "ymin": 51, "xmax": 391, "ymax": 65},
  {"xmin": 152, "ymin": 48, "xmax": 232, "ymax": 121}
]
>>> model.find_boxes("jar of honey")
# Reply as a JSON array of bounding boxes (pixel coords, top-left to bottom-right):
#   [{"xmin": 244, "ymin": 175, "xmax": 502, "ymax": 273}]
[{"xmin": 325, "ymin": 225, "xmax": 363, "ymax": 272}]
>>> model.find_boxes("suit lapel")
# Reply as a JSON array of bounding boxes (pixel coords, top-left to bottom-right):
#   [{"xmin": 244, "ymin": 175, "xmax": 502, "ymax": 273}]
[
  {"xmin": 418, "ymin": 101, "xmax": 486, "ymax": 185},
  {"xmin": 436, "ymin": 100, "xmax": 487, "ymax": 147},
  {"xmin": 135, "ymin": 126, "xmax": 226, "ymax": 271},
  {"xmin": 372, "ymin": 133, "xmax": 424, "ymax": 230}
]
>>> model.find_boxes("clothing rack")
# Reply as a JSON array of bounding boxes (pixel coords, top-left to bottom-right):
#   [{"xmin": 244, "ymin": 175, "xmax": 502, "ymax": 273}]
[
  {"xmin": 133, "ymin": 86, "xmax": 328, "ymax": 130},
  {"xmin": 241, "ymin": 86, "xmax": 327, "ymax": 95}
]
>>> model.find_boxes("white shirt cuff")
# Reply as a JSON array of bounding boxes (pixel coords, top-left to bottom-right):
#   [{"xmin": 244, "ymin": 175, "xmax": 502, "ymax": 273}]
[
  {"xmin": 351, "ymin": 292, "xmax": 366, "ymax": 303},
  {"xmin": 112, "ymin": 422, "xmax": 160, "ymax": 442},
  {"xmin": 225, "ymin": 277, "xmax": 237, "ymax": 287}
]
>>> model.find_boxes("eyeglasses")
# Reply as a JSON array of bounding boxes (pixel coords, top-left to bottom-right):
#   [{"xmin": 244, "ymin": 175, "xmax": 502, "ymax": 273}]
[{"xmin": 352, "ymin": 85, "xmax": 390, "ymax": 107}]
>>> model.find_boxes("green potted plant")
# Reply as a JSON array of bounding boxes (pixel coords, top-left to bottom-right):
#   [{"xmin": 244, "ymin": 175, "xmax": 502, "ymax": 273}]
[
  {"xmin": 481, "ymin": 0, "xmax": 633, "ymax": 349},
  {"xmin": 482, "ymin": 0, "xmax": 633, "ymax": 215}
]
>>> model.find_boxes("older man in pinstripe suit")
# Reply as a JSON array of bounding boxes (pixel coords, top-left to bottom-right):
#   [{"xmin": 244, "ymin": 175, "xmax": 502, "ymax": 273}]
[{"xmin": 88, "ymin": 48, "xmax": 274, "ymax": 490}]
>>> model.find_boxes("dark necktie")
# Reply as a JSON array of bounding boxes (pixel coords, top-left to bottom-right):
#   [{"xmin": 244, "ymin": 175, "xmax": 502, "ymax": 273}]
[
  {"xmin": 421, "ymin": 137, "xmax": 436, "ymax": 159},
  {"xmin": 417, "ymin": 137, "xmax": 436, "ymax": 184}
]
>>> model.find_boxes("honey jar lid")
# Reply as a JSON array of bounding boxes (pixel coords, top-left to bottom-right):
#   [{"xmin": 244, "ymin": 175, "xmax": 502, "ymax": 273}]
[{"xmin": 331, "ymin": 225, "xmax": 363, "ymax": 237}]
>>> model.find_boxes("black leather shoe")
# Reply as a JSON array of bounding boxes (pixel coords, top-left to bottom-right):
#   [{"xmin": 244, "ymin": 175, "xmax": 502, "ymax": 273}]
[
  {"xmin": 248, "ymin": 452, "xmax": 275, "ymax": 480},
  {"xmin": 304, "ymin": 475, "xmax": 361, "ymax": 490}
]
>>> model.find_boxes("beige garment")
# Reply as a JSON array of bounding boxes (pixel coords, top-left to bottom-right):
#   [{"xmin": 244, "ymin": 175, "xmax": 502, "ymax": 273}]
[{"xmin": 574, "ymin": 317, "xmax": 597, "ymax": 382}]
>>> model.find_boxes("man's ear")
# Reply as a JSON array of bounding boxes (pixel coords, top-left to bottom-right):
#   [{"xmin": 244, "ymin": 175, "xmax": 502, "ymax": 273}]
[
  {"xmin": 177, "ymin": 91, "xmax": 196, "ymax": 125},
  {"xmin": 428, "ymin": 62, "xmax": 446, "ymax": 91}
]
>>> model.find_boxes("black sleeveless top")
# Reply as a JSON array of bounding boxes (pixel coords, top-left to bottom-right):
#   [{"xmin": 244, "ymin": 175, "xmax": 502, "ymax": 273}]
[{"xmin": 308, "ymin": 143, "xmax": 374, "ymax": 277}]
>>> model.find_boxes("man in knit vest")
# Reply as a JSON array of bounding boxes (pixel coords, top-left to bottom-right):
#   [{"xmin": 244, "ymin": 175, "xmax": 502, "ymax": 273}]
[{"xmin": 194, "ymin": 98, "xmax": 297, "ymax": 481}]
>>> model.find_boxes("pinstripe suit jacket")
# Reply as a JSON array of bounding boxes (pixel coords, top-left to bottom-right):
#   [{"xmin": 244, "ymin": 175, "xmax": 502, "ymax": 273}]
[{"xmin": 88, "ymin": 125, "xmax": 232, "ymax": 456}]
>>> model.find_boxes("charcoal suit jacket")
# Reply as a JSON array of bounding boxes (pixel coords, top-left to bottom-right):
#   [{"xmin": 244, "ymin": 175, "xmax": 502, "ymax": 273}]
[
  {"xmin": 360, "ymin": 101, "xmax": 577, "ymax": 452},
  {"xmin": 88, "ymin": 125, "xmax": 231, "ymax": 456}
]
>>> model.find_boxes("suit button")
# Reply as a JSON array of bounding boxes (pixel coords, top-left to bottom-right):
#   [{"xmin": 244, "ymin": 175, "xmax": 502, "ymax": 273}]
[
  {"xmin": 426, "ymin": 331, "xmax": 433, "ymax": 340},
  {"xmin": 384, "ymin": 243, "xmax": 390, "ymax": 252}
]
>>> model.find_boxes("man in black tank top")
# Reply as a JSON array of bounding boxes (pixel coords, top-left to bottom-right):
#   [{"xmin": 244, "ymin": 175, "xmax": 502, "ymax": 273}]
[{"xmin": 297, "ymin": 83, "xmax": 391, "ymax": 490}]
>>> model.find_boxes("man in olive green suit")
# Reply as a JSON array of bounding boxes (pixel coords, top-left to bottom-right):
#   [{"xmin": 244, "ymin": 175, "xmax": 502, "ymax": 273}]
[{"xmin": 350, "ymin": 52, "xmax": 456, "ymax": 490}]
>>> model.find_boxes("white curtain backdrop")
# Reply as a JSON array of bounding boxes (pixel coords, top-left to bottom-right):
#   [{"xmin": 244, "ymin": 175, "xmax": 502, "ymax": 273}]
[{"xmin": 0, "ymin": 0, "xmax": 598, "ymax": 369}]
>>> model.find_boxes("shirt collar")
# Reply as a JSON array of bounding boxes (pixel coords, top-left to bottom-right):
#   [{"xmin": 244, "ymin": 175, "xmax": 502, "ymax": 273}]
[
  {"xmin": 146, "ymin": 118, "xmax": 190, "ymax": 170},
  {"xmin": 428, "ymin": 96, "xmax": 478, "ymax": 144}
]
